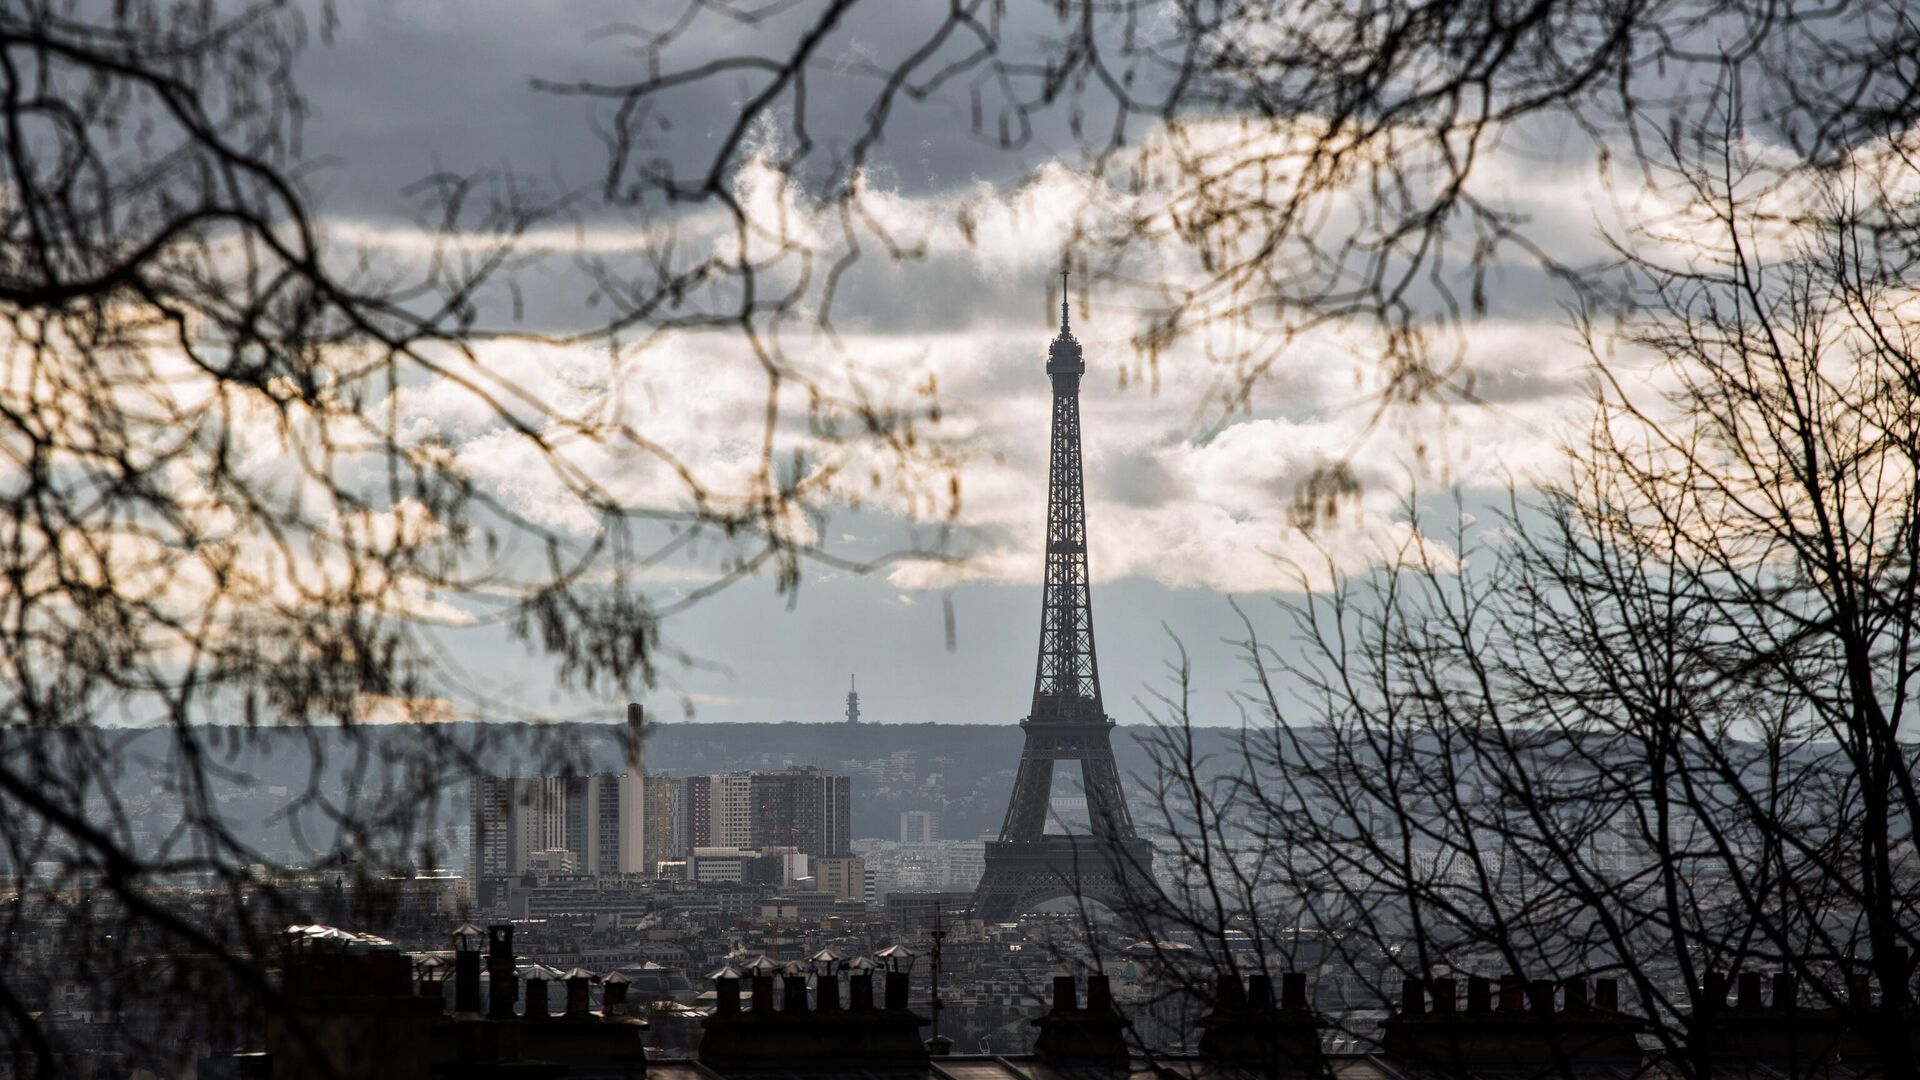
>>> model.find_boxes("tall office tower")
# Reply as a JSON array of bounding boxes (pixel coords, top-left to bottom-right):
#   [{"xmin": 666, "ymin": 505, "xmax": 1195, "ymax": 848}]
[
  {"xmin": 470, "ymin": 775, "xmax": 517, "ymax": 883},
  {"xmin": 642, "ymin": 774, "xmax": 686, "ymax": 871},
  {"xmin": 471, "ymin": 775, "xmax": 568, "ymax": 889},
  {"xmin": 755, "ymin": 766, "xmax": 851, "ymax": 858},
  {"xmin": 562, "ymin": 773, "xmax": 626, "ymax": 876},
  {"xmin": 709, "ymin": 772, "xmax": 758, "ymax": 848},
  {"xmin": 617, "ymin": 703, "xmax": 648, "ymax": 873},
  {"xmin": 520, "ymin": 777, "xmax": 567, "ymax": 861},
  {"xmin": 900, "ymin": 809, "xmax": 941, "ymax": 844},
  {"xmin": 686, "ymin": 774, "xmax": 712, "ymax": 847}
]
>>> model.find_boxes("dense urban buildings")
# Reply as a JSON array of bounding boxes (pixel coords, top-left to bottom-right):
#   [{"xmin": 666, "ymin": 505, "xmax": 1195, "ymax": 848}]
[{"xmin": 471, "ymin": 762, "xmax": 852, "ymax": 902}]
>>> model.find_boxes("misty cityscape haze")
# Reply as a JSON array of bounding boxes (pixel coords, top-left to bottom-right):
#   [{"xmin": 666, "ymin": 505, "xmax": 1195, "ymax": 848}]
[{"xmin": 7, "ymin": 0, "xmax": 1920, "ymax": 1078}]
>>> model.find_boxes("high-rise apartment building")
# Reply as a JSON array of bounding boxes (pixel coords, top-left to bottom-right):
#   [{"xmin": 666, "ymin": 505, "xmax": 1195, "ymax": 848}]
[
  {"xmin": 685, "ymin": 774, "xmax": 712, "ymax": 848},
  {"xmin": 471, "ymin": 703, "xmax": 651, "ymax": 893},
  {"xmin": 710, "ymin": 773, "xmax": 757, "ymax": 848},
  {"xmin": 642, "ymin": 774, "xmax": 686, "ymax": 872},
  {"xmin": 900, "ymin": 809, "xmax": 940, "ymax": 844}
]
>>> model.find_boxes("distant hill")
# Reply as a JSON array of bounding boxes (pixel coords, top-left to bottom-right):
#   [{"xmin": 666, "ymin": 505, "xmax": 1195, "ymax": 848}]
[{"xmin": 17, "ymin": 720, "xmax": 1241, "ymax": 867}]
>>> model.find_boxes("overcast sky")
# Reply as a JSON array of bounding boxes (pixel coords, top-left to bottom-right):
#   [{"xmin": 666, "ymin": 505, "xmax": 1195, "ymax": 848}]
[{"xmin": 291, "ymin": 0, "xmax": 1625, "ymax": 726}]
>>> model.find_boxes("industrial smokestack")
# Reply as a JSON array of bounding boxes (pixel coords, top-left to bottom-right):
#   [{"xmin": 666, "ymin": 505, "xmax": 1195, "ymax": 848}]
[{"xmin": 618, "ymin": 703, "xmax": 647, "ymax": 873}]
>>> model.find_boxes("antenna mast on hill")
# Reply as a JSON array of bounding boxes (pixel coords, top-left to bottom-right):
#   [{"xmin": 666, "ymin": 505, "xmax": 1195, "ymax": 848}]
[{"xmin": 845, "ymin": 675, "xmax": 861, "ymax": 724}]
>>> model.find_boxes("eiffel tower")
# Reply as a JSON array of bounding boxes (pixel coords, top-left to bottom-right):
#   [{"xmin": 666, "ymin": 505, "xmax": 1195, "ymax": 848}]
[{"xmin": 970, "ymin": 274, "xmax": 1153, "ymax": 923}]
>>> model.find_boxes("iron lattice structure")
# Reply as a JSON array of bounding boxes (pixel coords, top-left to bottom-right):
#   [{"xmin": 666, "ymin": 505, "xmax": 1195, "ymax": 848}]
[{"xmin": 971, "ymin": 279, "xmax": 1153, "ymax": 923}]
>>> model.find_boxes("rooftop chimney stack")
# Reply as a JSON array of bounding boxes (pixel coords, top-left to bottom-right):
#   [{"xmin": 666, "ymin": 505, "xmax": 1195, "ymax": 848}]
[
  {"xmin": 486, "ymin": 925, "xmax": 517, "ymax": 1020},
  {"xmin": 1248, "ymin": 974, "xmax": 1275, "ymax": 1011},
  {"xmin": 524, "ymin": 969, "xmax": 552, "ymax": 1020},
  {"xmin": 603, "ymin": 972, "xmax": 631, "ymax": 1016},
  {"xmin": 1282, "ymin": 972, "xmax": 1308, "ymax": 1012},
  {"xmin": 564, "ymin": 969, "xmax": 593, "ymax": 1018},
  {"xmin": 1499, "ymin": 974, "xmax": 1525, "ymax": 1014}
]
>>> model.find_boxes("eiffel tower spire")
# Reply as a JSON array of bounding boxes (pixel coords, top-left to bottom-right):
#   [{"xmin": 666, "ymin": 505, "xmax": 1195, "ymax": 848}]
[
  {"xmin": 971, "ymin": 274, "xmax": 1151, "ymax": 922},
  {"xmin": 1032, "ymin": 269, "xmax": 1100, "ymax": 722}
]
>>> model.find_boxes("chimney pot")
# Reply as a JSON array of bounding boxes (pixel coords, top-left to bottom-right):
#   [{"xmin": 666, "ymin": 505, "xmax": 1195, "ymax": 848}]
[
  {"xmin": 1216, "ymin": 974, "xmax": 1247, "ymax": 1012},
  {"xmin": 1248, "ymin": 974, "xmax": 1275, "ymax": 1011},
  {"xmin": 525, "ymin": 975, "xmax": 551, "ymax": 1020},
  {"xmin": 1499, "ymin": 974, "xmax": 1525, "ymax": 1014},
  {"xmin": 1281, "ymin": 972, "xmax": 1308, "ymax": 1012},
  {"xmin": 751, "ymin": 974, "xmax": 775, "ymax": 1013},
  {"xmin": 604, "ymin": 978, "xmax": 630, "ymax": 1016},
  {"xmin": 1772, "ymin": 971, "xmax": 1797, "ymax": 1011},
  {"xmin": 1737, "ymin": 971, "xmax": 1762, "ymax": 1010},
  {"xmin": 1849, "ymin": 972, "xmax": 1872, "ymax": 1010},
  {"xmin": 1595, "ymin": 978, "xmax": 1619, "ymax": 1012},
  {"xmin": 454, "ymin": 951, "xmax": 482, "ymax": 1013},
  {"xmin": 717, "ymin": 976, "xmax": 741, "ymax": 1016},
  {"xmin": 1528, "ymin": 979, "xmax": 1554, "ymax": 1016},
  {"xmin": 1053, "ymin": 974, "xmax": 1078, "ymax": 1013},
  {"xmin": 1087, "ymin": 975, "xmax": 1114, "ymax": 1014},
  {"xmin": 1468, "ymin": 975, "xmax": 1492, "ymax": 1014},
  {"xmin": 1704, "ymin": 970, "xmax": 1729, "ymax": 1007},
  {"xmin": 1431, "ymin": 977, "xmax": 1457, "ymax": 1014},
  {"xmin": 816, "ymin": 972, "xmax": 841, "ymax": 1011},
  {"xmin": 850, "ymin": 972, "xmax": 875, "ymax": 1011},
  {"xmin": 884, "ymin": 970, "xmax": 910, "ymax": 1010},
  {"xmin": 1401, "ymin": 980, "xmax": 1426, "ymax": 1016},
  {"xmin": 1562, "ymin": 977, "xmax": 1588, "ymax": 1011},
  {"xmin": 784, "ymin": 974, "xmax": 810, "ymax": 1012}
]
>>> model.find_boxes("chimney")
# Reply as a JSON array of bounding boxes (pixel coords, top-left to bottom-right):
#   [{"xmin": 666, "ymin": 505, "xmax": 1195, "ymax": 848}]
[
  {"xmin": 603, "ymin": 972, "xmax": 631, "ymax": 1016},
  {"xmin": 1282, "ymin": 972, "xmax": 1308, "ymax": 1012},
  {"xmin": 716, "ymin": 974, "xmax": 741, "ymax": 1016},
  {"xmin": 1033, "ymin": 975, "xmax": 1130, "ymax": 1066},
  {"xmin": 884, "ymin": 971, "xmax": 910, "ymax": 1010},
  {"xmin": 1199, "ymin": 970, "xmax": 1325, "ymax": 1073},
  {"xmin": 784, "ymin": 974, "xmax": 810, "ymax": 1012},
  {"xmin": 1772, "ymin": 971, "xmax": 1796, "ymax": 1010},
  {"xmin": 525, "ymin": 969, "xmax": 553, "ymax": 1019},
  {"xmin": 1499, "ymin": 974, "xmax": 1525, "ymax": 1014},
  {"xmin": 563, "ymin": 968, "xmax": 593, "ymax": 1018},
  {"xmin": 1248, "ymin": 974, "xmax": 1275, "ymax": 1011},
  {"xmin": 1889, "ymin": 947, "xmax": 1912, "ymax": 1007},
  {"xmin": 1563, "ymin": 977, "xmax": 1588, "ymax": 1011},
  {"xmin": 1703, "ymin": 971, "xmax": 1729, "ymax": 1008},
  {"xmin": 625, "ymin": 703, "xmax": 645, "ymax": 771},
  {"xmin": 1529, "ymin": 979, "xmax": 1554, "ymax": 1016},
  {"xmin": 1848, "ymin": 972, "xmax": 1872, "ymax": 1010},
  {"xmin": 454, "ymin": 951, "xmax": 482, "ymax": 1014},
  {"xmin": 1468, "ymin": 975, "xmax": 1492, "ymax": 1014},
  {"xmin": 751, "ymin": 974, "xmax": 775, "ymax": 1013},
  {"xmin": 1737, "ymin": 971, "xmax": 1762, "ymax": 1011},
  {"xmin": 1402, "ymin": 980, "xmax": 1426, "ymax": 1016},
  {"xmin": 1595, "ymin": 978, "xmax": 1619, "ymax": 1012},
  {"xmin": 850, "ymin": 971, "xmax": 875, "ymax": 1011},
  {"xmin": 1432, "ymin": 977, "xmax": 1458, "ymax": 1014},
  {"xmin": 487, "ymin": 925, "xmax": 517, "ymax": 1020},
  {"xmin": 1087, "ymin": 975, "xmax": 1115, "ymax": 1014}
]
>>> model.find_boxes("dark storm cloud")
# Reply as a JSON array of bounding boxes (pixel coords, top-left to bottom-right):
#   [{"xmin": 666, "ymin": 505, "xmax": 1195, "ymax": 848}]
[{"xmin": 295, "ymin": 0, "xmax": 1102, "ymax": 222}]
